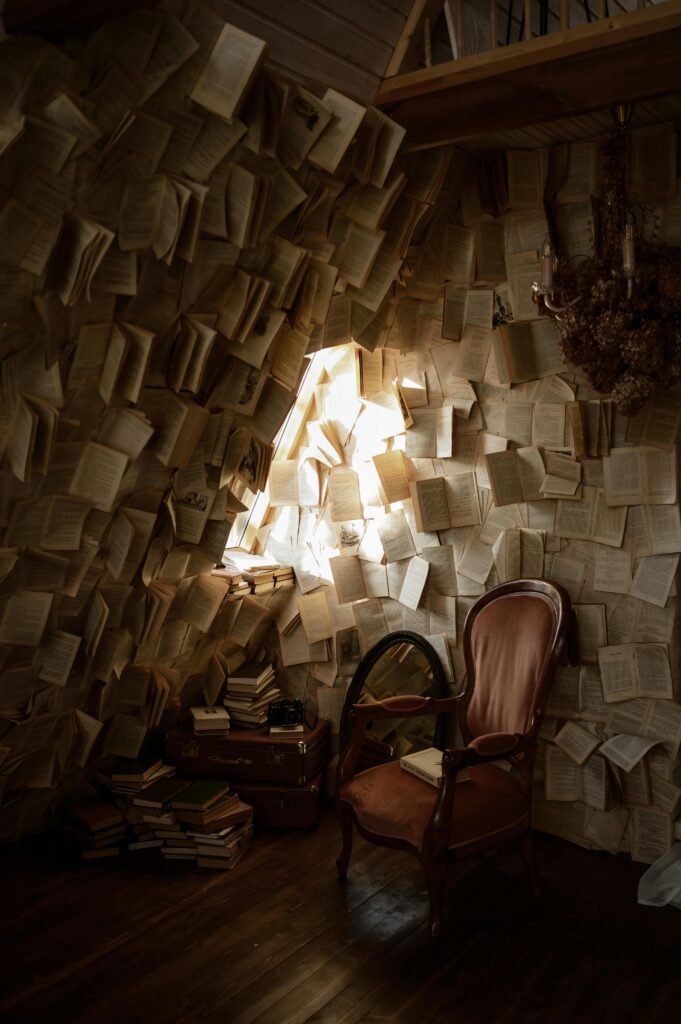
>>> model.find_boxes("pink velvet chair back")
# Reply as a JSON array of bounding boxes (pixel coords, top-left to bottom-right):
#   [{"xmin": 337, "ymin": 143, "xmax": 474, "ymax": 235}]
[{"xmin": 461, "ymin": 580, "xmax": 571, "ymax": 744}]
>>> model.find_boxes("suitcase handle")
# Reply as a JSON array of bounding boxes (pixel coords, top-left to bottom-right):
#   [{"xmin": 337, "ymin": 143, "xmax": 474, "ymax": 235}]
[{"xmin": 208, "ymin": 755, "xmax": 253, "ymax": 766}]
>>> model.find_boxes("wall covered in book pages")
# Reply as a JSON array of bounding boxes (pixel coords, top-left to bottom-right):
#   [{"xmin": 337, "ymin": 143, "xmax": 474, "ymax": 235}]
[
  {"xmin": 0, "ymin": 0, "xmax": 679, "ymax": 863},
  {"xmin": 254, "ymin": 131, "xmax": 681, "ymax": 864},
  {"xmin": 0, "ymin": 1, "xmax": 416, "ymax": 840}
]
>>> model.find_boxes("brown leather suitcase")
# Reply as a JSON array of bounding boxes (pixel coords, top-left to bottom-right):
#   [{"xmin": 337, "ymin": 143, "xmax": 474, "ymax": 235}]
[
  {"xmin": 164, "ymin": 720, "xmax": 331, "ymax": 786},
  {"xmin": 233, "ymin": 773, "xmax": 326, "ymax": 829}
]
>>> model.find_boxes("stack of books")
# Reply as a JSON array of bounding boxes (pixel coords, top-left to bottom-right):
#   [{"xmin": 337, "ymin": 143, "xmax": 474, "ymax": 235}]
[
  {"xmin": 95, "ymin": 754, "xmax": 176, "ymax": 797},
  {"xmin": 169, "ymin": 780, "xmax": 254, "ymax": 867},
  {"xmin": 63, "ymin": 800, "xmax": 126, "ymax": 860},
  {"xmin": 127, "ymin": 777, "xmax": 193, "ymax": 854},
  {"xmin": 190, "ymin": 706, "xmax": 231, "ymax": 736},
  {"xmin": 193, "ymin": 820, "xmax": 254, "ymax": 870},
  {"xmin": 223, "ymin": 660, "xmax": 281, "ymax": 728}
]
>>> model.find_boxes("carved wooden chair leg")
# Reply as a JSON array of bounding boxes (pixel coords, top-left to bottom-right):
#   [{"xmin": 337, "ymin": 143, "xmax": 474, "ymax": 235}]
[
  {"xmin": 336, "ymin": 807, "xmax": 354, "ymax": 881},
  {"xmin": 425, "ymin": 856, "xmax": 449, "ymax": 940},
  {"xmin": 521, "ymin": 830, "xmax": 540, "ymax": 897}
]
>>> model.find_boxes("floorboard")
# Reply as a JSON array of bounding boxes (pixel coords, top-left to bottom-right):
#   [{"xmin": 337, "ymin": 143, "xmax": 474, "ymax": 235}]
[{"xmin": 2, "ymin": 805, "xmax": 681, "ymax": 1024}]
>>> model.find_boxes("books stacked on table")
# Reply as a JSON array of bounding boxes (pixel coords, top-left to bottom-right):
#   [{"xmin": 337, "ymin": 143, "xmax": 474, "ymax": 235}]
[
  {"xmin": 191, "ymin": 706, "xmax": 231, "ymax": 736},
  {"xmin": 171, "ymin": 779, "xmax": 253, "ymax": 868},
  {"xmin": 63, "ymin": 800, "xmax": 126, "ymax": 860},
  {"xmin": 223, "ymin": 660, "xmax": 281, "ymax": 728}
]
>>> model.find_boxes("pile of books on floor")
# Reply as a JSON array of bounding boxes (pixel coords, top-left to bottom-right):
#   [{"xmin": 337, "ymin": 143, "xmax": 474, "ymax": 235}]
[
  {"xmin": 89, "ymin": 752, "xmax": 255, "ymax": 870},
  {"xmin": 171, "ymin": 780, "xmax": 254, "ymax": 869},
  {"xmin": 223, "ymin": 659, "xmax": 281, "ymax": 728},
  {"xmin": 63, "ymin": 799, "xmax": 126, "ymax": 860},
  {"xmin": 121, "ymin": 777, "xmax": 253, "ymax": 868},
  {"xmin": 95, "ymin": 752, "xmax": 176, "ymax": 797}
]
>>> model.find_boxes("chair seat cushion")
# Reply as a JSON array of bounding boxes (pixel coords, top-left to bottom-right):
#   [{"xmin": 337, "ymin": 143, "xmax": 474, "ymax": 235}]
[{"xmin": 339, "ymin": 760, "xmax": 530, "ymax": 856}]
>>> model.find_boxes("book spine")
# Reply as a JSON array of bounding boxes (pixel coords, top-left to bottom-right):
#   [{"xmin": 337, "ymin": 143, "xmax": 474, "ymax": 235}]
[{"xmin": 400, "ymin": 761, "xmax": 441, "ymax": 788}]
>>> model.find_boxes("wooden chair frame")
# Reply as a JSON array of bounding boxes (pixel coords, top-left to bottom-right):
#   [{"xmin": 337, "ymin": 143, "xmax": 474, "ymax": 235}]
[{"xmin": 336, "ymin": 578, "xmax": 574, "ymax": 938}]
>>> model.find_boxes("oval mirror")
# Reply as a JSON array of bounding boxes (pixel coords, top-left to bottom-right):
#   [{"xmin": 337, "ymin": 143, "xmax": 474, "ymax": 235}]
[{"xmin": 339, "ymin": 630, "xmax": 451, "ymax": 760}]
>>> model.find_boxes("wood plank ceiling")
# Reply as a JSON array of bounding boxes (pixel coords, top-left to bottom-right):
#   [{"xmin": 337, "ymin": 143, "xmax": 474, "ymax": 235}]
[{"xmin": 2, "ymin": 0, "xmax": 680, "ymax": 148}]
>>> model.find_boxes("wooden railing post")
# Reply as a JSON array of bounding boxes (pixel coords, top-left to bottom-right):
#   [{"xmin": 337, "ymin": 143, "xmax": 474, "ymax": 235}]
[
  {"xmin": 560, "ymin": 0, "xmax": 569, "ymax": 31},
  {"xmin": 490, "ymin": 0, "xmax": 498, "ymax": 48},
  {"xmin": 524, "ymin": 0, "xmax": 532, "ymax": 39}
]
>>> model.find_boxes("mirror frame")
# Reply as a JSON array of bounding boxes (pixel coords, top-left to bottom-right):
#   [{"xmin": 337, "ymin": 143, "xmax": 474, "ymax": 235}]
[{"xmin": 339, "ymin": 630, "xmax": 451, "ymax": 752}]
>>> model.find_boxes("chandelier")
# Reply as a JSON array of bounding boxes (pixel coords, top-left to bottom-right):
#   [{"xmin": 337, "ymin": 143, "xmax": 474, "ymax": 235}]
[
  {"xmin": 532, "ymin": 105, "xmax": 636, "ymax": 320},
  {"xmin": 530, "ymin": 105, "xmax": 681, "ymax": 416}
]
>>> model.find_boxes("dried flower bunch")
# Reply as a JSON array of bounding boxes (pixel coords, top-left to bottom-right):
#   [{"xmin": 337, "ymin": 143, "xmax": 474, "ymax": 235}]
[{"xmin": 553, "ymin": 136, "xmax": 681, "ymax": 415}]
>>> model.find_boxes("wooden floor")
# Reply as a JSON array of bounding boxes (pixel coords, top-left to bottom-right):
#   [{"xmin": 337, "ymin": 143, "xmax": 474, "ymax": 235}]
[{"xmin": 2, "ymin": 805, "xmax": 681, "ymax": 1024}]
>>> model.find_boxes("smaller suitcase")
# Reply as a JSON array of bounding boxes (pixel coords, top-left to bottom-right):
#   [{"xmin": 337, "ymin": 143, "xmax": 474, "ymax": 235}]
[
  {"xmin": 233, "ymin": 773, "xmax": 326, "ymax": 829},
  {"xmin": 164, "ymin": 719, "xmax": 331, "ymax": 787}
]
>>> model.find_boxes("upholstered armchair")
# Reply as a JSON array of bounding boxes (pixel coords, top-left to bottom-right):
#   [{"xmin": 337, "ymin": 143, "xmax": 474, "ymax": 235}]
[{"xmin": 336, "ymin": 579, "xmax": 574, "ymax": 938}]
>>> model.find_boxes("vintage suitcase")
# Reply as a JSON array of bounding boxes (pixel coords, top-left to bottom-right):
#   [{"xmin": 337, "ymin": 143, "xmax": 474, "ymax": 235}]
[
  {"xmin": 164, "ymin": 719, "xmax": 331, "ymax": 786},
  {"xmin": 233, "ymin": 773, "xmax": 326, "ymax": 829}
]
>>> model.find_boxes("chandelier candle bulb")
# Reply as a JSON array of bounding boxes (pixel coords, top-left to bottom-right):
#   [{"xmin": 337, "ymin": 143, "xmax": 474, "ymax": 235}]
[
  {"xmin": 541, "ymin": 241, "xmax": 554, "ymax": 290},
  {"xmin": 623, "ymin": 221, "xmax": 635, "ymax": 299}
]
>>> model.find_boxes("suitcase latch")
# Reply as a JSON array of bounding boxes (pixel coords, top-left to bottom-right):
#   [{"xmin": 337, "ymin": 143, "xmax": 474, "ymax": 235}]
[
  {"xmin": 275, "ymin": 795, "xmax": 292, "ymax": 810},
  {"xmin": 208, "ymin": 756, "xmax": 253, "ymax": 766},
  {"xmin": 181, "ymin": 744, "xmax": 199, "ymax": 758},
  {"xmin": 267, "ymin": 752, "xmax": 286, "ymax": 765}
]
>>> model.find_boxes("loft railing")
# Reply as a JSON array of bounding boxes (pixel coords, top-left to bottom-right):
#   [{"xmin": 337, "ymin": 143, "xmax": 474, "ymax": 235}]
[
  {"xmin": 377, "ymin": 0, "xmax": 681, "ymax": 150},
  {"xmin": 385, "ymin": 0, "xmax": 670, "ymax": 77}
]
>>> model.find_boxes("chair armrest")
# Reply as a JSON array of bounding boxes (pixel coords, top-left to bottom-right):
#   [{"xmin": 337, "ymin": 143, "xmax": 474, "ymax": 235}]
[
  {"xmin": 338, "ymin": 693, "xmax": 461, "ymax": 790},
  {"xmin": 444, "ymin": 732, "xmax": 535, "ymax": 772},
  {"xmin": 423, "ymin": 733, "xmax": 536, "ymax": 857},
  {"xmin": 352, "ymin": 693, "xmax": 462, "ymax": 722}
]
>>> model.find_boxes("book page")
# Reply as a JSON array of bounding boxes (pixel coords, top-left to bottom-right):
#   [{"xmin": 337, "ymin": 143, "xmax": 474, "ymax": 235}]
[
  {"xmin": 328, "ymin": 467, "xmax": 363, "ymax": 522},
  {"xmin": 597, "ymin": 646, "xmax": 637, "ymax": 703},
  {"xmin": 545, "ymin": 745, "xmax": 581, "ymax": 801},
  {"xmin": 0, "ymin": 591, "xmax": 53, "ymax": 647},
  {"xmin": 269, "ymin": 460, "xmax": 299, "ymax": 507},
  {"xmin": 444, "ymin": 472, "xmax": 481, "ymax": 528},
  {"xmin": 398, "ymin": 555, "xmax": 429, "ymax": 611},
  {"xmin": 603, "ymin": 448, "xmax": 645, "ymax": 506},
  {"xmin": 600, "ymin": 734, "xmax": 658, "ymax": 773},
  {"xmin": 299, "ymin": 589, "xmax": 334, "ymax": 643},
  {"xmin": 190, "ymin": 23, "xmax": 266, "ymax": 120},
  {"xmin": 573, "ymin": 604, "xmax": 607, "ymax": 662},
  {"xmin": 373, "ymin": 450, "xmax": 411, "ymax": 504},
  {"xmin": 454, "ymin": 324, "xmax": 492, "ymax": 382},
  {"xmin": 593, "ymin": 544, "xmax": 631, "ymax": 595},
  {"xmin": 411, "ymin": 478, "xmax": 450, "ymax": 533},
  {"xmin": 376, "ymin": 509, "xmax": 416, "ymax": 563},
  {"xmin": 634, "ymin": 644, "xmax": 673, "ymax": 700},
  {"xmin": 308, "ymin": 89, "xmax": 365, "ymax": 174},
  {"xmin": 484, "ymin": 450, "xmax": 523, "ymax": 507},
  {"xmin": 630, "ymin": 553, "xmax": 679, "ymax": 608},
  {"xmin": 645, "ymin": 506, "xmax": 681, "ymax": 555},
  {"xmin": 554, "ymin": 721, "xmax": 600, "ymax": 765},
  {"xmin": 352, "ymin": 598, "xmax": 389, "ymax": 651},
  {"xmin": 441, "ymin": 224, "xmax": 475, "ymax": 283},
  {"xmin": 405, "ymin": 409, "xmax": 436, "ymax": 459},
  {"xmin": 329, "ymin": 555, "xmax": 367, "ymax": 606},
  {"xmin": 69, "ymin": 443, "xmax": 128, "ymax": 513}
]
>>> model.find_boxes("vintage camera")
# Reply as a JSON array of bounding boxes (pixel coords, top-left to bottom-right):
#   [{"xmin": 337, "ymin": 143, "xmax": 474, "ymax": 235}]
[{"xmin": 267, "ymin": 698, "xmax": 306, "ymax": 727}]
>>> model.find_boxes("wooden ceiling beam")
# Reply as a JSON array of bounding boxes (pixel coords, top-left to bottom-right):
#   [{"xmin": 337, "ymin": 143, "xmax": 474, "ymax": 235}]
[{"xmin": 376, "ymin": 2, "xmax": 681, "ymax": 150}]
